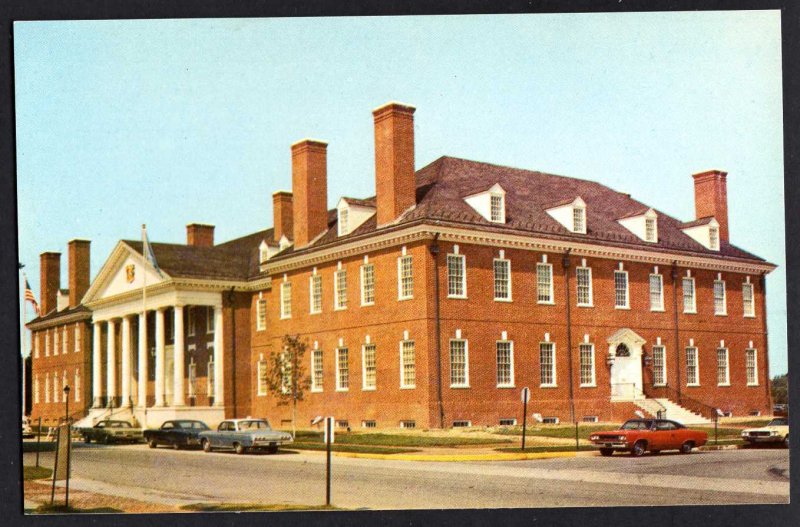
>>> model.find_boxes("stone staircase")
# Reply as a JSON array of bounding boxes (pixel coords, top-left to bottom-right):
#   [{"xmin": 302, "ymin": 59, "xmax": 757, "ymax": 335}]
[{"xmin": 634, "ymin": 398, "xmax": 711, "ymax": 425}]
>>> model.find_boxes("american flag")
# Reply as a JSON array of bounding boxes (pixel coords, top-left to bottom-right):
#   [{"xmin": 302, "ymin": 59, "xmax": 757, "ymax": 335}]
[{"xmin": 24, "ymin": 278, "xmax": 39, "ymax": 315}]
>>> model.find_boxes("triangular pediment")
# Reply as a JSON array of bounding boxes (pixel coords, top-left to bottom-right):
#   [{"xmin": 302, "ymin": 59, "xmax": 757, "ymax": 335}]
[
  {"xmin": 606, "ymin": 327, "xmax": 646, "ymax": 346},
  {"xmin": 82, "ymin": 241, "xmax": 171, "ymax": 305}
]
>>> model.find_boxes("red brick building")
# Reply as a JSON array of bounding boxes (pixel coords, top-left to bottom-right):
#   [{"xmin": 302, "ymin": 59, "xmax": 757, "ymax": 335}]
[{"xmin": 35, "ymin": 102, "xmax": 775, "ymax": 430}]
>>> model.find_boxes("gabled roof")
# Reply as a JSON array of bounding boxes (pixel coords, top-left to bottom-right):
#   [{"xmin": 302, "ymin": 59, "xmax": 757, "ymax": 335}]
[
  {"xmin": 340, "ymin": 197, "xmax": 376, "ymax": 208},
  {"xmin": 681, "ymin": 216, "xmax": 717, "ymax": 228},
  {"xmin": 26, "ymin": 304, "xmax": 90, "ymax": 327}
]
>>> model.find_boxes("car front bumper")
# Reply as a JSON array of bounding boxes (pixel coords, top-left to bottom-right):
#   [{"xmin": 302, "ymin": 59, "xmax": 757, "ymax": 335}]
[
  {"xmin": 743, "ymin": 435, "xmax": 783, "ymax": 443},
  {"xmin": 591, "ymin": 441, "xmax": 630, "ymax": 450}
]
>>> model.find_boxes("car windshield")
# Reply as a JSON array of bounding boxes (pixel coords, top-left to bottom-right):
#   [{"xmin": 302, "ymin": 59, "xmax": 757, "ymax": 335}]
[
  {"xmin": 767, "ymin": 418, "xmax": 788, "ymax": 427},
  {"xmin": 621, "ymin": 420, "xmax": 652, "ymax": 430},
  {"xmin": 239, "ymin": 420, "xmax": 271, "ymax": 430},
  {"xmin": 178, "ymin": 420, "xmax": 209, "ymax": 430},
  {"xmin": 108, "ymin": 421, "xmax": 131, "ymax": 428}
]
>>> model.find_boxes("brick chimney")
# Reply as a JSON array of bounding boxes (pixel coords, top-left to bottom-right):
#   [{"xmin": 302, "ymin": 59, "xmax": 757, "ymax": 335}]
[
  {"xmin": 272, "ymin": 191, "xmax": 294, "ymax": 242},
  {"xmin": 291, "ymin": 139, "xmax": 328, "ymax": 248},
  {"xmin": 68, "ymin": 239, "xmax": 91, "ymax": 308},
  {"xmin": 187, "ymin": 223, "xmax": 215, "ymax": 247},
  {"xmin": 39, "ymin": 252, "xmax": 61, "ymax": 316},
  {"xmin": 692, "ymin": 169, "xmax": 729, "ymax": 242},
  {"xmin": 373, "ymin": 102, "xmax": 416, "ymax": 227}
]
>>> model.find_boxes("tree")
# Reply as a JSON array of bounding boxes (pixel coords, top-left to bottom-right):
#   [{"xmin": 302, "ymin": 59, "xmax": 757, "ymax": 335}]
[
  {"xmin": 771, "ymin": 374, "xmax": 788, "ymax": 405},
  {"xmin": 265, "ymin": 334, "xmax": 310, "ymax": 439}
]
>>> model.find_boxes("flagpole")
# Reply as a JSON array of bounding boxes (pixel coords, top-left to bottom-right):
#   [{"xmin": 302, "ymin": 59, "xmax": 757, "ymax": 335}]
[
  {"xmin": 142, "ymin": 224, "xmax": 147, "ymax": 405},
  {"xmin": 21, "ymin": 272, "xmax": 27, "ymax": 419}
]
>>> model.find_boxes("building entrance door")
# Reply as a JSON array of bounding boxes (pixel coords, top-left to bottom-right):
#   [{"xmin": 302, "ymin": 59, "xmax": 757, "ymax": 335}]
[{"xmin": 607, "ymin": 328, "xmax": 645, "ymax": 400}]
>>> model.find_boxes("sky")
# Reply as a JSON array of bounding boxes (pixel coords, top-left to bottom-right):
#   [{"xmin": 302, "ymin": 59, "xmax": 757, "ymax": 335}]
[{"xmin": 14, "ymin": 12, "xmax": 786, "ymax": 374}]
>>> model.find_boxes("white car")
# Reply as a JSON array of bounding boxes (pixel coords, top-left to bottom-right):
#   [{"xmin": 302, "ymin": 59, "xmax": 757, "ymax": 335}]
[
  {"xmin": 741, "ymin": 417, "xmax": 788, "ymax": 447},
  {"xmin": 22, "ymin": 416, "xmax": 34, "ymax": 439}
]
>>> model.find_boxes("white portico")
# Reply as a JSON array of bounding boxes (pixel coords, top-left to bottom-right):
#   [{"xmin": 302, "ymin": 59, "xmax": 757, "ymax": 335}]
[
  {"xmin": 607, "ymin": 328, "xmax": 646, "ymax": 401},
  {"xmin": 80, "ymin": 241, "xmax": 232, "ymax": 428}
]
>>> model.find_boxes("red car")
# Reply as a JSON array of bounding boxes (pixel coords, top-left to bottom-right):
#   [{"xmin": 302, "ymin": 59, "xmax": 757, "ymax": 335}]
[{"xmin": 589, "ymin": 419, "xmax": 708, "ymax": 457}]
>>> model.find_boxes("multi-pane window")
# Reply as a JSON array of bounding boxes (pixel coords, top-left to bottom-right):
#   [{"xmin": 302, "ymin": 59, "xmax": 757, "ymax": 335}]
[
  {"xmin": 311, "ymin": 349, "xmax": 324, "ymax": 392},
  {"xmin": 579, "ymin": 343, "xmax": 595, "ymax": 386},
  {"xmin": 682, "ymin": 277, "xmax": 696, "ymax": 313},
  {"xmin": 45, "ymin": 330, "xmax": 49, "ymax": 356},
  {"xmin": 45, "ymin": 374, "xmax": 50, "ymax": 403},
  {"xmin": 34, "ymin": 333, "xmax": 40, "ymax": 358},
  {"xmin": 496, "ymin": 341, "xmax": 514, "ymax": 387},
  {"xmin": 746, "ymin": 349, "xmax": 758, "ymax": 385},
  {"xmin": 614, "ymin": 271, "xmax": 629, "ymax": 308},
  {"xmin": 493, "ymin": 258, "xmax": 511, "ymax": 301},
  {"xmin": 187, "ymin": 307, "xmax": 195, "ymax": 336},
  {"xmin": 206, "ymin": 306, "xmax": 215, "ymax": 333},
  {"xmin": 280, "ymin": 352, "xmax": 292, "ymax": 395},
  {"xmin": 360, "ymin": 264, "xmax": 375, "ymax": 305},
  {"xmin": 540, "ymin": 342, "xmax": 556, "ymax": 386},
  {"xmin": 685, "ymin": 347, "xmax": 699, "ymax": 385},
  {"xmin": 74, "ymin": 369, "xmax": 80, "ymax": 402},
  {"xmin": 53, "ymin": 372, "xmax": 59, "ymax": 402},
  {"xmin": 207, "ymin": 358, "xmax": 215, "ymax": 399},
  {"xmin": 716, "ymin": 348, "xmax": 730, "ymax": 385},
  {"xmin": 280, "ymin": 281, "xmax": 292, "ymax": 319},
  {"xmin": 256, "ymin": 299, "xmax": 267, "ymax": 331},
  {"xmin": 398, "ymin": 255, "xmax": 414, "ymax": 299},
  {"xmin": 709, "ymin": 227, "xmax": 720, "ymax": 250},
  {"xmin": 310, "ymin": 275, "xmax": 322, "ymax": 314},
  {"xmin": 335, "ymin": 269, "xmax": 348, "ymax": 309},
  {"xmin": 400, "ymin": 340, "xmax": 416, "ymax": 388},
  {"xmin": 490, "ymin": 194, "xmax": 504, "ymax": 223},
  {"xmin": 336, "ymin": 348, "xmax": 349, "ymax": 390},
  {"xmin": 573, "ymin": 206, "xmax": 586, "ymax": 233},
  {"xmin": 645, "ymin": 217, "xmax": 657, "ymax": 242},
  {"xmin": 650, "ymin": 274, "xmax": 664, "ymax": 311},
  {"xmin": 714, "ymin": 280, "xmax": 727, "ymax": 315},
  {"xmin": 338, "ymin": 208, "xmax": 349, "ymax": 236},
  {"xmin": 447, "ymin": 254, "xmax": 466, "ymax": 297},
  {"xmin": 188, "ymin": 360, "xmax": 197, "ymax": 398},
  {"xmin": 449, "ymin": 340, "xmax": 468, "ymax": 387},
  {"xmin": 576, "ymin": 267, "xmax": 592, "ymax": 306},
  {"xmin": 652, "ymin": 345, "xmax": 666, "ymax": 386},
  {"xmin": 54, "ymin": 328, "xmax": 59, "ymax": 355},
  {"xmin": 362, "ymin": 344, "xmax": 376, "ymax": 390},
  {"xmin": 536, "ymin": 263, "xmax": 553, "ymax": 304},
  {"xmin": 742, "ymin": 282, "xmax": 755, "ymax": 317},
  {"xmin": 74, "ymin": 323, "xmax": 81, "ymax": 352},
  {"xmin": 62, "ymin": 326, "xmax": 67, "ymax": 354},
  {"xmin": 257, "ymin": 359, "xmax": 268, "ymax": 395},
  {"xmin": 34, "ymin": 375, "xmax": 39, "ymax": 404}
]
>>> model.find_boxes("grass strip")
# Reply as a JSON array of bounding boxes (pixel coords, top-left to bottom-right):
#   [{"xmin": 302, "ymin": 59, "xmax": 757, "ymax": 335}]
[
  {"xmin": 495, "ymin": 445, "xmax": 595, "ymax": 453},
  {"xmin": 34, "ymin": 504, "xmax": 123, "ymax": 514},
  {"xmin": 181, "ymin": 503, "xmax": 339, "ymax": 512},
  {"xmin": 289, "ymin": 431, "xmax": 511, "ymax": 447},
  {"xmin": 24, "ymin": 466, "xmax": 53, "ymax": 481},
  {"xmin": 288, "ymin": 443, "xmax": 419, "ymax": 455}
]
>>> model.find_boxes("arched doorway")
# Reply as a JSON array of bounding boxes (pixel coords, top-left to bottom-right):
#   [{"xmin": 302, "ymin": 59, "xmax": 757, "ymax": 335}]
[{"xmin": 607, "ymin": 328, "xmax": 646, "ymax": 400}]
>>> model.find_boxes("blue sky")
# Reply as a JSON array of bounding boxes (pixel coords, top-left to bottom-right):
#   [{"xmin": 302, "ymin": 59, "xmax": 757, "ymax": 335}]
[{"xmin": 14, "ymin": 12, "xmax": 786, "ymax": 374}]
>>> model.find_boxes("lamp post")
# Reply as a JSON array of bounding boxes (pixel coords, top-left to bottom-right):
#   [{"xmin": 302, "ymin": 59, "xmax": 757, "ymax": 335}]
[{"xmin": 63, "ymin": 385, "xmax": 71, "ymax": 508}]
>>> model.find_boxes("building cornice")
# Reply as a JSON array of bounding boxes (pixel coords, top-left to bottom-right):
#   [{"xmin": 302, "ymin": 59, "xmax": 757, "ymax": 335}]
[{"xmin": 27, "ymin": 310, "xmax": 92, "ymax": 331}]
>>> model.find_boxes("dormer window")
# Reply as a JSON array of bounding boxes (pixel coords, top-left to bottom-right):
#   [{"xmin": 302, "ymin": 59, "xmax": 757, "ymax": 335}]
[
  {"xmin": 336, "ymin": 197, "xmax": 376, "ymax": 237},
  {"xmin": 572, "ymin": 206, "xmax": 586, "ymax": 234},
  {"xmin": 464, "ymin": 183, "xmax": 506, "ymax": 224},
  {"xmin": 338, "ymin": 208, "xmax": 349, "ymax": 236},
  {"xmin": 645, "ymin": 218, "xmax": 656, "ymax": 242},
  {"xmin": 490, "ymin": 194, "xmax": 505, "ymax": 223},
  {"xmin": 681, "ymin": 217, "xmax": 720, "ymax": 251},
  {"xmin": 545, "ymin": 197, "xmax": 586, "ymax": 234},
  {"xmin": 618, "ymin": 208, "xmax": 658, "ymax": 243},
  {"xmin": 259, "ymin": 242, "xmax": 269, "ymax": 264},
  {"xmin": 709, "ymin": 226, "xmax": 719, "ymax": 250}
]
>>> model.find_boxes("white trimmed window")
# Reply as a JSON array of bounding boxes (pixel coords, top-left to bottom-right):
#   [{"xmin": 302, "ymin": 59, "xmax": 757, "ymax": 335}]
[
  {"xmin": 645, "ymin": 217, "xmax": 657, "ymax": 242},
  {"xmin": 576, "ymin": 266, "xmax": 592, "ymax": 306},
  {"xmin": 338, "ymin": 208, "xmax": 349, "ymax": 236},
  {"xmin": 536, "ymin": 263, "xmax": 554, "ymax": 304},
  {"xmin": 280, "ymin": 281, "xmax": 292, "ymax": 319},
  {"xmin": 74, "ymin": 369, "xmax": 80, "ymax": 402},
  {"xmin": 449, "ymin": 339, "xmax": 469, "ymax": 388},
  {"xmin": 53, "ymin": 372, "xmax": 59, "ymax": 402},
  {"xmin": 490, "ymin": 194, "xmax": 505, "ymax": 223},
  {"xmin": 614, "ymin": 270, "xmax": 629, "ymax": 309},
  {"xmin": 360, "ymin": 263, "xmax": 375, "ymax": 306},
  {"xmin": 34, "ymin": 333, "xmax": 40, "ymax": 358},
  {"xmin": 573, "ymin": 205, "xmax": 586, "ymax": 233},
  {"xmin": 311, "ymin": 349, "xmax": 323, "ymax": 392},
  {"xmin": 257, "ymin": 358, "xmax": 268, "ymax": 396},
  {"xmin": 74, "ymin": 323, "xmax": 81, "ymax": 352},
  {"xmin": 493, "ymin": 258, "xmax": 511, "ymax": 301},
  {"xmin": 310, "ymin": 275, "xmax": 322, "ymax": 314},
  {"xmin": 280, "ymin": 351, "xmax": 291, "ymax": 395},
  {"xmin": 714, "ymin": 279, "xmax": 727, "ymax": 315},
  {"xmin": 54, "ymin": 328, "xmax": 59, "ymax": 355},
  {"xmin": 34, "ymin": 375, "xmax": 39, "ymax": 404},
  {"xmin": 206, "ymin": 306, "xmax": 215, "ymax": 334},
  {"xmin": 336, "ymin": 347, "xmax": 349, "ymax": 391},
  {"xmin": 207, "ymin": 358, "xmax": 215, "ymax": 399},
  {"xmin": 62, "ymin": 326, "xmax": 67, "ymax": 354},
  {"xmin": 400, "ymin": 340, "xmax": 416, "ymax": 388},
  {"xmin": 334, "ymin": 269, "xmax": 348, "ymax": 310},
  {"xmin": 652, "ymin": 345, "xmax": 666, "ymax": 386},
  {"xmin": 256, "ymin": 299, "xmax": 267, "ymax": 331},
  {"xmin": 45, "ymin": 330, "xmax": 49, "ymax": 357},
  {"xmin": 682, "ymin": 277, "xmax": 696, "ymax": 313},
  {"xmin": 709, "ymin": 226, "xmax": 720, "ymax": 250},
  {"xmin": 650, "ymin": 273, "xmax": 664, "ymax": 311},
  {"xmin": 187, "ymin": 307, "xmax": 195, "ymax": 336},
  {"xmin": 362, "ymin": 343, "xmax": 376, "ymax": 390},
  {"xmin": 746, "ymin": 348, "xmax": 758, "ymax": 386},
  {"xmin": 398, "ymin": 254, "xmax": 414, "ymax": 300},
  {"xmin": 45, "ymin": 374, "xmax": 49, "ymax": 403},
  {"xmin": 496, "ymin": 340, "xmax": 514, "ymax": 387},
  {"xmin": 540, "ymin": 342, "xmax": 556, "ymax": 387},
  {"xmin": 188, "ymin": 360, "xmax": 197, "ymax": 398},
  {"xmin": 716, "ymin": 348, "xmax": 730, "ymax": 386},
  {"xmin": 579, "ymin": 343, "xmax": 595, "ymax": 387},
  {"xmin": 742, "ymin": 282, "xmax": 755, "ymax": 317},
  {"xmin": 685, "ymin": 347, "xmax": 699, "ymax": 386},
  {"xmin": 447, "ymin": 253, "xmax": 466, "ymax": 298}
]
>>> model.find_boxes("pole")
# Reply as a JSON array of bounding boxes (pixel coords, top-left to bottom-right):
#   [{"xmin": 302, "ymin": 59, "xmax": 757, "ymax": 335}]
[
  {"xmin": 50, "ymin": 428, "xmax": 59, "ymax": 506},
  {"xmin": 325, "ymin": 417, "xmax": 332, "ymax": 506},
  {"xmin": 522, "ymin": 397, "xmax": 528, "ymax": 451},
  {"xmin": 65, "ymin": 388, "xmax": 70, "ymax": 508},
  {"xmin": 35, "ymin": 417, "xmax": 41, "ymax": 467},
  {"xmin": 21, "ymin": 272, "xmax": 27, "ymax": 420},
  {"xmin": 575, "ymin": 421, "xmax": 579, "ymax": 451},
  {"xmin": 715, "ymin": 415, "xmax": 718, "ymax": 445}
]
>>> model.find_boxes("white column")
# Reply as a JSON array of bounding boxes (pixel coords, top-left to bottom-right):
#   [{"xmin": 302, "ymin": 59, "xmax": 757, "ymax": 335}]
[
  {"xmin": 92, "ymin": 321, "xmax": 103, "ymax": 407},
  {"xmin": 121, "ymin": 316, "xmax": 132, "ymax": 407},
  {"xmin": 137, "ymin": 311, "xmax": 148, "ymax": 407},
  {"xmin": 155, "ymin": 308, "xmax": 166, "ymax": 407},
  {"xmin": 213, "ymin": 305, "xmax": 224, "ymax": 407},
  {"xmin": 106, "ymin": 319, "xmax": 117, "ymax": 407},
  {"xmin": 173, "ymin": 305, "xmax": 185, "ymax": 406}
]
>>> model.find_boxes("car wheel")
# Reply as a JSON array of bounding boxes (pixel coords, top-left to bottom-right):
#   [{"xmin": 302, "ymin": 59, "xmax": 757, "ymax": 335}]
[
  {"xmin": 599, "ymin": 448, "xmax": 613, "ymax": 457},
  {"xmin": 631, "ymin": 440, "xmax": 646, "ymax": 457},
  {"xmin": 84, "ymin": 436, "xmax": 91, "ymax": 444},
  {"xmin": 148, "ymin": 439, "xmax": 158, "ymax": 449},
  {"xmin": 650, "ymin": 450, "xmax": 660, "ymax": 455},
  {"xmin": 783, "ymin": 435, "xmax": 789, "ymax": 449},
  {"xmin": 267, "ymin": 446, "xmax": 279, "ymax": 455},
  {"xmin": 234, "ymin": 443, "xmax": 246, "ymax": 455},
  {"xmin": 202, "ymin": 439, "xmax": 212, "ymax": 453},
  {"xmin": 104, "ymin": 435, "xmax": 113, "ymax": 445},
  {"xmin": 173, "ymin": 442, "xmax": 181, "ymax": 450},
  {"xmin": 680, "ymin": 441, "xmax": 694, "ymax": 454}
]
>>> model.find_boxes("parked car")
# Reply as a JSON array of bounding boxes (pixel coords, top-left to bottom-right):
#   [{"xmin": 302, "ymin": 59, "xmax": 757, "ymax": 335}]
[
  {"xmin": 589, "ymin": 418, "xmax": 708, "ymax": 456},
  {"xmin": 144, "ymin": 420, "xmax": 210, "ymax": 449},
  {"xmin": 741, "ymin": 417, "xmax": 789, "ymax": 447},
  {"xmin": 199, "ymin": 418, "xmax": 293, "ymax": 455},
  {"xmin": 772, "ymin": 404, "xmax": 788, "ymax": 417},
  {"xmin": 79, "ymin": 420, "xmax": 144, "ymax": 444},
  {"xmin": 22, "ymin": 416, "xmax": 34, "ymax": 439}
]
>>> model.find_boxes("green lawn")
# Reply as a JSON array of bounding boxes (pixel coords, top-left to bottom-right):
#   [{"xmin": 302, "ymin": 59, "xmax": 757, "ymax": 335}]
[
  {"xmin": 181, "ymin": 503, "xmax": 339, "ymax": 512},
  {"xmin": 719, "ymin": 419, "xmax": 773, "ymax": 428},
  {"xmin": 494, "ymin": 424, "xmax": 620, "ymax": 440},
  {"xmin": 288, "ymin": 430, "xmax": 512, "ymax": 447},
  {"xmin": 288, "ymin": 443, "xmax": 419, "ymax": 455},
  {"xmin": 495, "ymin": 445, "xmax": 595, "ymax": 453},
  {"xmin": 23, "ymin": 466, "xmax": 52, "ymax": 481}
]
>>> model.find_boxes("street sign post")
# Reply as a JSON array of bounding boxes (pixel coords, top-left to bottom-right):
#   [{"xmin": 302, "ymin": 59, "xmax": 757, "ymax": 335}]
[
  {"xmin": 324, "ymin": 416, "xmax": 334, "ymax": 506},
  {"xmin": 521, "ymin": 387, "xmax": 530, "ymax": 451}
]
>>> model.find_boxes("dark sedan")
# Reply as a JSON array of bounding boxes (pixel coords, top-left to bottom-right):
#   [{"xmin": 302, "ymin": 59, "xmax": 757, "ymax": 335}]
[{"xmin": 144, "ymin": 420, "xmax": 211, "ymax": 449}]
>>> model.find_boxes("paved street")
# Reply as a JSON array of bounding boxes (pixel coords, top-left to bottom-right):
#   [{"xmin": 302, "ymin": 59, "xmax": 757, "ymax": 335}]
[{"xmin": 24, "ymin": 444, "xmax": 789, "ymax": 509}]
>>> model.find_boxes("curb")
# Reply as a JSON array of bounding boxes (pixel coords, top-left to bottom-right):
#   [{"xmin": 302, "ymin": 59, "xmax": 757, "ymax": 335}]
[
  {"xmin": 698, "ymin": 444, "xmax": 742, "ymax": 451},
  {"xmin": 334, "ymin": 450, "xmax": 579, "ymax": 462}
]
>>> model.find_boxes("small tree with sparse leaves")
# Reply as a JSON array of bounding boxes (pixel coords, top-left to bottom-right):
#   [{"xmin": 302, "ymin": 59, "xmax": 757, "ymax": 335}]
[{"xmin": 265, "ymin": 334, "xmax": 310, "ymax": 438}]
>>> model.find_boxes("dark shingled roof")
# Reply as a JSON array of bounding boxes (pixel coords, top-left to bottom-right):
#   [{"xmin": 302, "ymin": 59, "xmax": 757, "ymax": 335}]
[
  {"xmin": 27, "ymin": 304, "xmax": 90, "ymax": 326},
  {"xmin": 681, "ymin": 216, "xmax": 716, "ymax": 228},
  {"xmin": 341, "ymin": 197, "xmax": 376, "ymax": 208}
]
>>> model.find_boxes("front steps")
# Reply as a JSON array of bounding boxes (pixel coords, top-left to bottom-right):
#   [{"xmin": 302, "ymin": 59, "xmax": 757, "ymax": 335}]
[{"xmin": 634, "ymin": 398, "xmax": 711, "ymax": 425}]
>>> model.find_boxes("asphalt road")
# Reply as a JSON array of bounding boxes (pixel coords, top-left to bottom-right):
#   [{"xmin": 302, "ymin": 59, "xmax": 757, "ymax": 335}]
[{"xmin": 24, "ymin": 444, "xmax": 789, "ymax": 509}]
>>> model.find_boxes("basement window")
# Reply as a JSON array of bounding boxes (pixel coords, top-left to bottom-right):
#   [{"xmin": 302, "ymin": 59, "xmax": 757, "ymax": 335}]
[
  {"xmin": 452, "ymin": 420, "xmax": 471, "ymax": 428},
  {"xmin": 749, "ymin": 410, "xmax": 761, "ymax": 417},
  {"xmin": 361, "ymin": 420, "xmax": 377, "ymax": 429},
  {"xmin": 336, "ymin": 420, "xmax": 350, "ymax": 429},
  {"xmin": 499, "ymin": 418, "xmax": 517, "ymax": 426},
  {"xmin": 542, "ymin": 417, "xmax": 560, "ymax": 425},
  {"xmin": 582, "ymin": 416, "xmax": 599, "ymax": 423},
  {"xmin": 400, "ymin": 420, "xmax": 416, "ymax": 429}
]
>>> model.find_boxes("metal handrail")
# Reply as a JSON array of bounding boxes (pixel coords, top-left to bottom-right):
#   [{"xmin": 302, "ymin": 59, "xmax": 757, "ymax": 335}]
[{"xmin": 658, "ymin": 385, "xmax": 718, "ymax": 421}]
